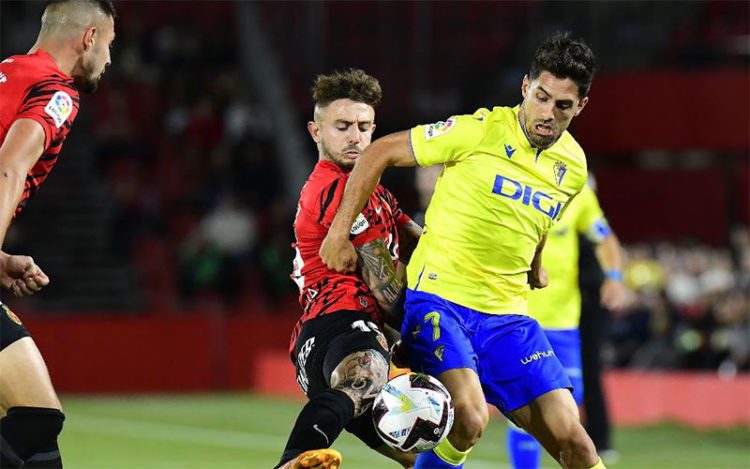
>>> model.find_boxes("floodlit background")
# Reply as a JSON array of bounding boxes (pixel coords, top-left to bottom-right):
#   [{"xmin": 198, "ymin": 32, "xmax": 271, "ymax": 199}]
[{"xmin": 1, "ymin": 1, "xmax": 748, "ymax": 467}]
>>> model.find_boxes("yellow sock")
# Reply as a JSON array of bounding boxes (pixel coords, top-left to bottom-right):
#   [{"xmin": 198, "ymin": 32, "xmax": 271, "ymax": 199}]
[
  {"xmin": 588, "ymin": 457, "xmax": 606, "ymax": 469},
  {"xmin": 433, "ymin": 438, "xmax": 472, "ymax": 466}
]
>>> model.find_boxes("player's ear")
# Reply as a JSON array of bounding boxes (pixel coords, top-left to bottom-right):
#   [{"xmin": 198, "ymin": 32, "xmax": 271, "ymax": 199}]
[
  {"xmin": 82, "ymin": 26, "xmax": 96, "ymax": 52},
  {"xmin": 521, "ymin": 75, "xmax": 529, "ymax": 98},
  {"xmin": 574, "ymin": 96, "xmax": 589, "ymax": 116},
  {"xmin": 307, "ymin": 121, "xmax": 320, "ymax": 143}
]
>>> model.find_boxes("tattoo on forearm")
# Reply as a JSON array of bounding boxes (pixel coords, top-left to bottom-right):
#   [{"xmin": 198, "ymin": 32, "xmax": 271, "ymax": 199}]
[
  {"xmin": 356, "ymin": 238, "xmax": 404, "ymax": 308},
  {"xmin": 330, "ymin": 350, "xmax": 389, "ymax": 416}
]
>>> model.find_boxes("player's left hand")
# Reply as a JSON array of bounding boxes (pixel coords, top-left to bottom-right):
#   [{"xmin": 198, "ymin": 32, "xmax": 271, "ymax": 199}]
[
  {"xmin": 528, "ymin": 266, "xmax": 548, "ymax": 290},
  {"xmin": 600, "ymin": 278, "xmax": 627, "ymax": 312},
  {"xmin": 0, "ymin": 253, "xmax": 50, "ymax": 297}
]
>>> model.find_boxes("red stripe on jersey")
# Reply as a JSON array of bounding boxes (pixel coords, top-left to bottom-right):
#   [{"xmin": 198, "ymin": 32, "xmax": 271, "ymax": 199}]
[
  {"xmin": 0, "ymin": 50, "xmax": 80, "ymax": 216},
  {"xmin": 289, "ymin": 160, "xmax": 410, "ymax": 354}
]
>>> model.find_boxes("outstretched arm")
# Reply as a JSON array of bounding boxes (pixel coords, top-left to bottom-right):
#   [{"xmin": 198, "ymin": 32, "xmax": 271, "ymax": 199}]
[{"xmin": 319, "ymin": 131, "xmax": 416, "ymax": 273}]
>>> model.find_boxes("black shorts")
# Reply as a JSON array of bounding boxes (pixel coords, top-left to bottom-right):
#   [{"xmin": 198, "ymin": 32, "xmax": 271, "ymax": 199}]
[
  {"xmin": 292, "ymin": 310, "xmax": 390, "ymax": 449},
  {"xmin": 0, "ymin": 303, "xmax": 31, "ymax": 351}
]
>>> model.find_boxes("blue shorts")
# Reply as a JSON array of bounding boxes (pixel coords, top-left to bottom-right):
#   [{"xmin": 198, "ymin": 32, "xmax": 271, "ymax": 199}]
[
  {"xmin": 401, "ymin": 289, "xmax": 572, "ymax": 417},
  {"xmin": 544, "ymin": 329, "xmax": 583, "ymax": 405}
]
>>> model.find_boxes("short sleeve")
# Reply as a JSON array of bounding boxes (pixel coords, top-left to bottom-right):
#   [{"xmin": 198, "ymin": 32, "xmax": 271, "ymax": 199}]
[
  {"xmin": 15, "ymin": 79, "xmax": 79, "ymax": 151},
  {"xmin": 575, "ymin": 185, "xmax": 611, "ymax": 243},
  {"xmin": 409, "ymin": 109, "xmax": 488, "ymax": 167},
  {"xmin": 305, "ymin": 178, "xmax": 381, "ymax": 247}
]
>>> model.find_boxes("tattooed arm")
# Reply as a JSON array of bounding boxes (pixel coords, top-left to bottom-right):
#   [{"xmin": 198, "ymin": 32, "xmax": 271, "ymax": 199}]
[
  {"xmin": 397, "ymin": 219, "xmax": 423, "ymax": 265},
  {"xmin": 356, "ymin": 238, "xmax": 406, "ymax": 329}
]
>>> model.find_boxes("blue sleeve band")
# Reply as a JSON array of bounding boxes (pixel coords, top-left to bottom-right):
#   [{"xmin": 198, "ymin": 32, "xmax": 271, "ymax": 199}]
[{"xmin": 605, "ymin": 270, "xmax": 623, "ymax": 282}]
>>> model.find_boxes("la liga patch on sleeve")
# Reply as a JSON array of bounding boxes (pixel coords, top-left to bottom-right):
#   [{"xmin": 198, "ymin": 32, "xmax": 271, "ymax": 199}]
[
  {"xmin": 350, "ymin": 212, "xmax": 370, "ymax": 235},
  {"xmin": 44, "ymin": 91, "xmax": 73, "ymax": 128},
  {"xmin": 424, "ymin": 118, "xmax": 455, "ymax": 140}
]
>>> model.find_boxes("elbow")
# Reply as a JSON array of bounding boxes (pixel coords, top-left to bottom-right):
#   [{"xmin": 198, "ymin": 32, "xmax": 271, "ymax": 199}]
[{"xmin": 0, "ymin": 166, "xmax": 27, "ymax": 187}]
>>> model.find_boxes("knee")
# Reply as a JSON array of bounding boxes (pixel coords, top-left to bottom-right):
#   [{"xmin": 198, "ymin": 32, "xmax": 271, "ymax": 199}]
[
  {"xmin": 0, "ymin": 407, "xmax": 65, "ymax": 464},
  {"xmin": 331, "ymin": 351, "xmax": 389, "ymax": 417},
  {"xmin": 558, "ymin": 424, "xmax": 598, "ymax": 464},
  {"xmin": 451, "ymin": 402, "xmax": 489, "ymax": 450}
]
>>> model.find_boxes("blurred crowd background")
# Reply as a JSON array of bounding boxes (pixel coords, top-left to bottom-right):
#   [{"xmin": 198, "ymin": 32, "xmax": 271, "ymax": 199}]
[{"xmin": 1, "ymin": 1, "xmax": 748, "ymax": 373}]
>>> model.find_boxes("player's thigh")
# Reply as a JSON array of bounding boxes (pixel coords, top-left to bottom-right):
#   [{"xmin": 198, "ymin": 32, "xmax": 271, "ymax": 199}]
[
  {"xmin": 0, "ymin": 337, "xmax": 61, "ymax": 414},
  {"xmin": 544, "ymin": 328, "xmax": 584, "ymax": 405},
  {"xmin": 475, "ymin": 314, "xmax": 572, "ymax": 418},
  {"xmin": 510, "ymin": 388, "xmax": 581, "ymax": 455},
  {"xmin": 400, "ymin": 289, "xmax": 478, "ymax": 377},
  {"xmin": 322, "ymin": 315, "xmax": 390, "ymax": 415}
]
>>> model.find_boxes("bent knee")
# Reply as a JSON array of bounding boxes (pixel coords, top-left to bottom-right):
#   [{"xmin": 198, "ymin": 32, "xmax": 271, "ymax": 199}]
[
  {"xmin": 558, "ymin": 425, "xmax": 598, "ymax": 461},
  {"xmin": 330, "ymin": 349, "xmax": 389, "ymax": 417},
  {"xmin": 451, "ymin": 402, "xmax": 489, "ymax": 448}
]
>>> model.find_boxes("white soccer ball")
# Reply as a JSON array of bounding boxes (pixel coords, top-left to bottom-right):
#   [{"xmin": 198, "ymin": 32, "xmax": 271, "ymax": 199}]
[{"xmin": 372, "ymin": 372, "xmax": 454, "ymax": 453}]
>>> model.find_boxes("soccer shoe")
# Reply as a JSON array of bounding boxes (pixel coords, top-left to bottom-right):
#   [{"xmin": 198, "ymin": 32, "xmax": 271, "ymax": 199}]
[{"xmin": 280, "ymin": 449, "xmax": 342, "ymax": 469}]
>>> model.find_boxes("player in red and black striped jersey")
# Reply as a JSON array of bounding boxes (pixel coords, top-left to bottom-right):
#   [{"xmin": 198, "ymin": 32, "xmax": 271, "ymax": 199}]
[
  {"xmin": 277, "ymin": 70, "xmax": 420, "ymax": 469},
  {"xmin": 0, "ymin": 1, "xmax": 115, "ymax": 467}
]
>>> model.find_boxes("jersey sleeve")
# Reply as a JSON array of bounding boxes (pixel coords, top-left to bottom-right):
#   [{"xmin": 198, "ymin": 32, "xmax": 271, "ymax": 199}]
[
  {"xmin": 409, "ymin": 109, "xmax": 488, "ymax": 167},
  {"xmin": 575, "ymin": 184, "xmax": 611, "ymax": 243},
  {"xmin": 382, "ymin": 187, "xmax": 412, "ymax": 228},
  {"xmin": 305, "ymin": 177, "xmax": 382, "ymax": 247},
  {"xmin": 15, "ymin": 78, "xmax": 79, "ymax": 152}
]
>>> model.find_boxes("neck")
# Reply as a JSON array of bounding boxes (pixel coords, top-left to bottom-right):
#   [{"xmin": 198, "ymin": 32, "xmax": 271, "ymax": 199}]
[{"xmin": 28, "ymin": 39, "xmax": 78, "ymax": 76}]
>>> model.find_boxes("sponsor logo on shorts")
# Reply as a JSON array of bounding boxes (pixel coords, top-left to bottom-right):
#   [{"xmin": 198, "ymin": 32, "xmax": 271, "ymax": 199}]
[
  {"xmin": 2, "ymin": 304, "xmax": 22, "ymax": 325},
  {"xmin": 434, "ymin": 345, "xmax": 445, "ymax": 362},
  {"xmin": 520, "ymin": 349, "xmax": 555, "ymax": 365},
  {"xmin": 296, "ymin": 337, "xmax": 315, "ymax": 393}
]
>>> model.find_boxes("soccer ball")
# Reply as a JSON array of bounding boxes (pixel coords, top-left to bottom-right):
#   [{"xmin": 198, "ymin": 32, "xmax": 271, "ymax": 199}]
[{"xmin": 372, "ymin": 372, "xmax": 454, "ymax": 453}]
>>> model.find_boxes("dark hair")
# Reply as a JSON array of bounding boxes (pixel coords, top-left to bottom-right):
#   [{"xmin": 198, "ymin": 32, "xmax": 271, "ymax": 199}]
[
  {"xmin": 530, "ymin": 32, "xmax": 596, "ymax": 98},
  {"xmin": 45, "ymin": 0, "xmax": 116, "ymax": 18},
  {"xmin": 311, "ymin": 69, "xmax": 382, "ymax": 108}
]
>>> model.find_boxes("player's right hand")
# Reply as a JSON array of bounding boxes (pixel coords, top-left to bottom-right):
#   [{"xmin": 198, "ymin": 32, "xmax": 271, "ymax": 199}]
[
  {"xmin": 319, "ymin": 233, "xmax": 357, "ymax": 273},
  {"xmin": 0, "ymin": 253, "xmax": 50, "ymax": 297}
]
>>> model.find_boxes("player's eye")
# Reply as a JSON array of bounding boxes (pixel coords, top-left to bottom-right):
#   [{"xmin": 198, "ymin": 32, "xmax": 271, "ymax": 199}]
[
  {"xmin": 359, "ymin": 125, "xmax": 370, "ymax": 132},
  {"xmin": 536, "ymin": 94, "xmax": 548, "ymax": 102}
]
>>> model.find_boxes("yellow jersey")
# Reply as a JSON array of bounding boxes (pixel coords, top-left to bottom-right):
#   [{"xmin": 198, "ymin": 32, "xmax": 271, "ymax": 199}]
[
  {"xmin": 529, "ymin": 184, "xmax": 610, "ymax": 329},
  {"xmin": 407, "ymin": 106, "xmax": 588, "ymax": 315}
]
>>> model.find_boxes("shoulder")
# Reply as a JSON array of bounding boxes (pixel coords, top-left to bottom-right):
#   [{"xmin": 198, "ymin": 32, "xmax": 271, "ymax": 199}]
[{"xmin": 298, "ymin": 164, "xmax": 346, "ymax": 214}]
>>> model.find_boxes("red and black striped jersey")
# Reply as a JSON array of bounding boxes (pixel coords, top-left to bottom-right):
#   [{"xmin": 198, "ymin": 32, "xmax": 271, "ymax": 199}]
[
  {"xmin": 289, "ymin": 160, "xmax": 412, "ymax": 353},
  {"xmin": 0, "ymin": 50, "xmax": 80, "ymax": 215}
]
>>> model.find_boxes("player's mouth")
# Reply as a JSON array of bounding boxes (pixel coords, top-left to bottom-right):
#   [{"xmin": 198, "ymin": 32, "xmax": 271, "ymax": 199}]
[
  {"xmin": 343, "ymin": 150, "xmax": 360, "ymax": 160},
  {"xmin": 534, "ymin": 123, "xmax": 555, "ymax": 137}
]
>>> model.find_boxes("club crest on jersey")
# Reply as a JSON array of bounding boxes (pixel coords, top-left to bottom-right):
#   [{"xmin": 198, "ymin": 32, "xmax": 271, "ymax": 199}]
[
  {"xmin": 553, "ymin": 160, "xmax": 568, "ymax": 186},
  {"xmin": 424, "ymin": 118, "xmax": 455, "ymax": 140},
  {"xmin": 45, "ymin": 91, "xmax": 73, "ymax": 128}
]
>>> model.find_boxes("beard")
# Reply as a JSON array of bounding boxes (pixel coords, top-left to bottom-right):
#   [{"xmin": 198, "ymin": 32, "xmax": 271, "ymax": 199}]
[
  {"xmin": 321, "ymin": 142, "xmax": 357, "ymax": 170},
  {"xmin": 74, "ymin": 74, "xmax": 100, "ymax": 94}
]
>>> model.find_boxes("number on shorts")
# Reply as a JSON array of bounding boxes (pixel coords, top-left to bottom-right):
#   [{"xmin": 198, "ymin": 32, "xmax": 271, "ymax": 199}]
[
  {"xmin": 351, "ymin": 319, "xmax": 379, "ymax": 333},
  {"xmin": 423, "ymin": 312, "xmax": 441, "ymax": 341}
]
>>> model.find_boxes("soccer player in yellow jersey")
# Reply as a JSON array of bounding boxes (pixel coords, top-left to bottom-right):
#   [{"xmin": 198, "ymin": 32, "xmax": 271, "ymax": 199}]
[
  {"xmin": 321, "ymin": 33, "xmax": 605, "ymax": 469},
  {"xmin": 507, "ymin": 182, "xmax": 627, "ymax": 469}
]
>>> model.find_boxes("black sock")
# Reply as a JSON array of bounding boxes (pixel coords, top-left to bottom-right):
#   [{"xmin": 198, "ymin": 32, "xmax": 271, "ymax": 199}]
[
  {"xmin": 23, "ymin": 441, "xmax": 63, "ymax": 468},
  {"xmin": 276, "ymin": 389, "xmax": 354, "ymax": 468}
]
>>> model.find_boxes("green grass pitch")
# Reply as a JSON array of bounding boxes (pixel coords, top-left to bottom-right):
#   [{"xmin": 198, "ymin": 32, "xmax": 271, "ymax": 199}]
[{"xmin": 59, "ymin": 393, "xmax": 749, "ymax": 468}]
